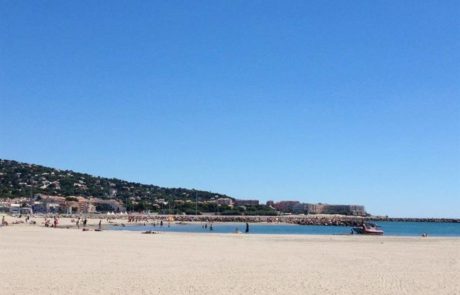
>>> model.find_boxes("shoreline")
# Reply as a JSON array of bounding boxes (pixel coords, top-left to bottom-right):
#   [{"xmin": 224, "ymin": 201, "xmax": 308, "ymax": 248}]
[{"xmin": 3, "ymin": 214, "xmax": 460, "ymax": 238}]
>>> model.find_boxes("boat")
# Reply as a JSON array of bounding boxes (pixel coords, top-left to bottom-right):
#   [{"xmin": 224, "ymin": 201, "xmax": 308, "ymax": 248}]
[{"xmin": 352, "ymin": 223, "xmax": 384, "ymax": 235}]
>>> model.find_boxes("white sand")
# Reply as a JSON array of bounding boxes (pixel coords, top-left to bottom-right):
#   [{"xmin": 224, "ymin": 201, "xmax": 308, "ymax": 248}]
[{"xmin": 0, "ymin": 221, "xmax": 459, "ymax": 294}]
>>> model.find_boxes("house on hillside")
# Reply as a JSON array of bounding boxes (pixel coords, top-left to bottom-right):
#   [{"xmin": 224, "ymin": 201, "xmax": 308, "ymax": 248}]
[
  {"xmin": 234, "ymin": 199, "xmax": 259, "ymax": 206},
  {"xmin": 216, "ymin": 198, "xmax": 234, "ymax": 206}
]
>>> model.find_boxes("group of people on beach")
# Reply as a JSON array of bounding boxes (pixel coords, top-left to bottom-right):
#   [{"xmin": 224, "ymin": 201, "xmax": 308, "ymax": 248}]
[
  {"xmin": 1, "ymin": 214, "xmax": 39, "ymax": 227},
  {"xmin": 44, "ymin": 216, "xmax": 60, "ymax": 228},
  {"xmin": 74, "ymin": 217, "xmax": 88, "ymax": 229}
]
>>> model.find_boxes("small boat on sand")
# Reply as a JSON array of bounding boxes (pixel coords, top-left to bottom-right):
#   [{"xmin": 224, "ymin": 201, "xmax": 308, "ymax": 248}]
[{"xmin": 353, "ymin": 223, "xmax": 384, "ymax": 235}]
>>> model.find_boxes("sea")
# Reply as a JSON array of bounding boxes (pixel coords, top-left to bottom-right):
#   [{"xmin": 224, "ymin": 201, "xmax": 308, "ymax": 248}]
[{"xmin": 110, "ymin": 221, "xmax": 460, "ymax": 237}]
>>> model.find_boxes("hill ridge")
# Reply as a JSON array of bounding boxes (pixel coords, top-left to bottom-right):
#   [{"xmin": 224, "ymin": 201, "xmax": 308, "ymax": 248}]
[{"xmin": 0, "ymin": 159, "xmax": 232, "ymax": 202}]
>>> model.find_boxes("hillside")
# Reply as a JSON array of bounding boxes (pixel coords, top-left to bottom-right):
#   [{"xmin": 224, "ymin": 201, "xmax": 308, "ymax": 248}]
[{"xmin": 0, "ymin": 159, "xmax": 231, "ymax": 203}]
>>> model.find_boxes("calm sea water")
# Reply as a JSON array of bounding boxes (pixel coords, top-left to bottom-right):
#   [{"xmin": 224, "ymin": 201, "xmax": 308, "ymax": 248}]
[{"xmin": 110, "ymin": 221, "xmax": 460, "ymax": 237}]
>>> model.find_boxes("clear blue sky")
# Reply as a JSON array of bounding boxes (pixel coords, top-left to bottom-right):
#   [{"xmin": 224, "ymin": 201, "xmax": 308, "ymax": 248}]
[{"xmin": 1, "ymin": 1, "xmax": 459, "ymax": 218}]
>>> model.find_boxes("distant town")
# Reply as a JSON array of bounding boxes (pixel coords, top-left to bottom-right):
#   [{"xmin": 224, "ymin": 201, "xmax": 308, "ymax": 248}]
[{"xmin": 0, "ymin": 194, "xmax": 366, "ymax": 217}]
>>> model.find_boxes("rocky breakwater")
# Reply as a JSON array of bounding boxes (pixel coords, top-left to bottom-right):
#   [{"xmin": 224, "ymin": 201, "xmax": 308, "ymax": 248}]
[
  {"xmin": 120, "ymin": 214, "xmax": 366, "ymax": 227},
  {"xmin": 368, "ymin": 216, "xmax": 460, "ymax": 223},
  {"xmin": 291, "ymin": 216, "xmax": 364, "ymax": 226}
]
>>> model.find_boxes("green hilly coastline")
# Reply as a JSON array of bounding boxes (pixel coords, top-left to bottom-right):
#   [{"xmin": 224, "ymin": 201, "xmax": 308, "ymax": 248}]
[{"xmin": 0, "ymin": 159, "xmax": 237, "ymax": 211}]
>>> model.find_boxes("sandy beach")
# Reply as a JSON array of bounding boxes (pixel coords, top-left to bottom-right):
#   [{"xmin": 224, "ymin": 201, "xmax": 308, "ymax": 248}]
[{"xmin": 1, "ymin": 219, "xmax": 459, "ymax": 295}]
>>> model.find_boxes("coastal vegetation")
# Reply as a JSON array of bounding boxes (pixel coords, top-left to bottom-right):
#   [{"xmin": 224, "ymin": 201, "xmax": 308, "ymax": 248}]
[
  {"xmin": 0, "ymin": 159, "xmax": 277, "ymax": 215},
  {"xmin": 0, "ymin": 159, "xmax": 229, "ymax": 200}
]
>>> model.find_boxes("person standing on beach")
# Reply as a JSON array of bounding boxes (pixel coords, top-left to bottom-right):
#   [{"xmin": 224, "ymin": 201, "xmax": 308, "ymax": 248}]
[
  {"xmin": 83, "ymin": 218, "xmax": 87, "ymax": 227},
  {"xmin": 245, "ymin": 222, "xmax": 249, "ymax": 233},
  {"xmin": 76, "ymin": 218, "xmax": 80, "ymax": 229},
  {"xmin": 98, "ymin": 219, "xmax": 102, "ymax": 230}
]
